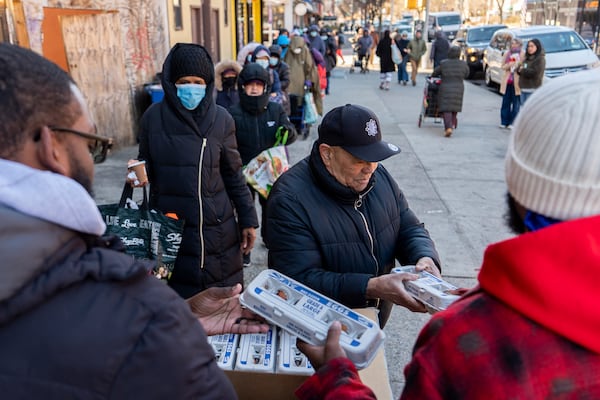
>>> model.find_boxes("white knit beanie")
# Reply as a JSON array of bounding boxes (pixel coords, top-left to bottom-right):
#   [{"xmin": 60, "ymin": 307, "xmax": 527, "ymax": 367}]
[{"xmin": 505, "ymin": 68, "xmax": 600, "ymax": 221}]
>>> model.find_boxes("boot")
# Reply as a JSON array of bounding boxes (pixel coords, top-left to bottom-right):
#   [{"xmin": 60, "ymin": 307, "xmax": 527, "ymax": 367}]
[
  {"xmin": 379, "ymin": 82, "xmax": 385, "ymax": 90},
  {"xmin": 444, "ymin": 128, "xmax": 453, "ymax": 137}
]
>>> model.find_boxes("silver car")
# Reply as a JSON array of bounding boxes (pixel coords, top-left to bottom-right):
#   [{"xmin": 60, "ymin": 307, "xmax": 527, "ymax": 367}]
[{"xmin": 482, "ymin": 25, "xmax": 600, "ymax": 88}]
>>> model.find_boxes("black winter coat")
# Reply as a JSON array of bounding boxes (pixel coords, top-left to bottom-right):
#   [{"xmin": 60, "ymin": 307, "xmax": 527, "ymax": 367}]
[
  {"xmin": 265, "ymin": 143, "xmax": 440, "ymax": 326},
  {"xmin": 138, "ymin": 44, "xmax": 258, "ymax": 298},
  {"xmin": 376, "ymin": 36, "xmax": 396, "ymax": 73},
  {"xmin": 432, "ymin": 58, "xmax": 470, "ymax": 112},
  {"xmin": 229, "ymin": 101, "xmax": 297, "ymax": 165},
  {"xmin": 0, "ymin": 206, "xmax": 236, "ymax": 399}
]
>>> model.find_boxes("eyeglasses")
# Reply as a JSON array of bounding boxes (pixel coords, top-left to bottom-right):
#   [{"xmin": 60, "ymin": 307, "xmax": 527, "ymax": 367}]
[{"xmin": 48, "ymin": 126, "xmax": 113, "ymax": 164}]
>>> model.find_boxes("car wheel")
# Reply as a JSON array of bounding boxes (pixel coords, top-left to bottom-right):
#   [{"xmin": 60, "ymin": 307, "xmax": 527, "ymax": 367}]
[
  {"xmin": 467, "ymin": 66, "xmax": 475, "ymax": 80},
  {"xmin": 484, "ymin": 67, "xmax": 493, "ymax": 87}
]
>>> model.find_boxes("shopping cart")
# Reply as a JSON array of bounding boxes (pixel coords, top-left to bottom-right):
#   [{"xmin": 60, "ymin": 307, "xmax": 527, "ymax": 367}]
[
  {"xmin": 418, "ymin": 76, "xmax": 442, "ymax": 127},
  {"xmin": 349, "ymin": 44, "xmax": 369, "ymax": 74},
  {"xmin": 288, "ymin": 94, "xmax": 312, "ymax": 140}
]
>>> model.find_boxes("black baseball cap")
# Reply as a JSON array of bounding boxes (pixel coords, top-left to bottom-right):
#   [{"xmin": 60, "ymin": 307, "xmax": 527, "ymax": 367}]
[{"xmin": 318, "ymin": 104, "xmax": 401, "ymax": 162}]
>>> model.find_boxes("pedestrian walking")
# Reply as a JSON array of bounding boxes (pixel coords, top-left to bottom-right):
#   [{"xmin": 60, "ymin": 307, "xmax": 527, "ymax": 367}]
[
  {"xmin": 376, "ymin": 30, "xmax": 395, "ymax": 90},
  {"xmin": 214, "ymin": 59, "xmax": 241, "ymax": 111},
  {"xmin": 499, "ymin": 38, "xmax": 524, "ymax": 129},
  {"xmin": 369, "ymin": 27, "xmax": 379, "ymax": 67},
  {"xmin": 429, "ymin": 30, "xmax": 450, "ymax": 68},
  {"xmin": 394, "ymin": 31, "xmax": 410, "ymax": 85},
  {"xmin": 407, "ymin": 30, "xmax": 427, "ymax": 86},
  {"xmin": 517, "ymin": 38, "xmax": 545, "ymax": 104},
  {"xmin": 356, "ymin": 29, "xmax": 373, "ymax": 73},
  {"xmin": 431, "ymin": 46, "xmax": 470, "ymax": 137}
]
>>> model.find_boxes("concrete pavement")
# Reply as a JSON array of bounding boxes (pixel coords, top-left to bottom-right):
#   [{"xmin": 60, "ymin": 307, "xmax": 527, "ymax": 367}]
[{"xmin": 93, "ymin": 60, "xmax": 514, "ymax": 399}]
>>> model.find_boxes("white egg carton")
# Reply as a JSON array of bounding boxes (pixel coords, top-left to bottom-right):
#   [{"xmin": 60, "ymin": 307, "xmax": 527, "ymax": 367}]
[
  {"xmin": 235, "ymin": 325, "xmax": 277, "ymax": 372},
  {"xmin": 276, "ymin": 329, "xmax": 314, "ymax": 375},
  {"xmin": 240, "ymin": 269, "xmax": 385, "ymax": 369},
  {"xmin": 207, "ymin": 333, "xmax": 239, "ymax": 370},
  {"xmin": 391, "ymin": 266, "xmax": 460, "ymax": 312}
]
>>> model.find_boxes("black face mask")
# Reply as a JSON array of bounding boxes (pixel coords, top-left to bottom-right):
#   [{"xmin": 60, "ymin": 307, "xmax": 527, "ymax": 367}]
[{"xmin": 222, "ymin": 76, "xmax": 237, "ymax": 89}]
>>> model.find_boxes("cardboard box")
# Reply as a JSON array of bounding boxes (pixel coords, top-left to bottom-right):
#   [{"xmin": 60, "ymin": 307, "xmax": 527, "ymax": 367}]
[{"xmin": 224, "ymin": 308, "xmax": 393, "ymax": 400}]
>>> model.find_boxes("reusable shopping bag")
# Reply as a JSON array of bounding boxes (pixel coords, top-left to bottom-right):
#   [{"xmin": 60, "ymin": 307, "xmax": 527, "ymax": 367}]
[
  {"xmin": 391, "ymin": 43, "xmax": 403, "ymax": 65},
  {"xmin": 98, "ymin": 183, "xmax": 184, "ymax": 281},
  {"xmin": 243, "ymin": 127, "xmax": 290, "ymax": 199},
  {"xmin": 303, "ymin": 92, "xmax": 318, "ymax": 125}
]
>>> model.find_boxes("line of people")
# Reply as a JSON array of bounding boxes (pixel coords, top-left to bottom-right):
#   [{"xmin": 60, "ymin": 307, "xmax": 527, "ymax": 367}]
[{"xmin": 2, "ymin": 40, "xmax": 599, "ymax": 400}]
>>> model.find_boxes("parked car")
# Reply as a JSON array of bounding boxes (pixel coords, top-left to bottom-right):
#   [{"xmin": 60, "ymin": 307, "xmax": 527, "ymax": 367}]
[
  {"xmin": 427, "ymin": 12, "xmax": 462, "ymax": 41},
  {"xmin": 482, "ymin": 25, "xmax": 600, "ymax": 88},
  {"xmin": 452, "ymin": 24, "xmax": 507, "ymax": 78}
]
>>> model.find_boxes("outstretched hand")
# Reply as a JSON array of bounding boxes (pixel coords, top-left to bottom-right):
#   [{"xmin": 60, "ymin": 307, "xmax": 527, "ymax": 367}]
[
  {"xmin": 187, "ymin": 284, "xmax": 269, "ymax": 336},
  {"xmin": 297, "ymin": 321, "xmax": 347, "ymax": 370}
]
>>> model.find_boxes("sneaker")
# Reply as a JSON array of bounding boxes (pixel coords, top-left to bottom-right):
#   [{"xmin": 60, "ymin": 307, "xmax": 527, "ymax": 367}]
[
  {"xmin": 507, "ymin": 125, "xmax": 513, "ymax": 130},
  {"xmin": 243, "ymin": 253, "xmax": 251, "ymax": 268},
  {"xmin": 499, "ymin": 124, "xmax": 507, "ymax": 129}
]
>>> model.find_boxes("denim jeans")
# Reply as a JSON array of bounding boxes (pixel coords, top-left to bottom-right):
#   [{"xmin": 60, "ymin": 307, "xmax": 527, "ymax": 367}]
[
  {"xmin": 397, "ymin": 58, "xmax": 408, "ymax": 82},
  {"xmin": 501, "ymin": 84, "xmax": 520, "ymax": 126},
  {"xmin": 520, "ymin": 90, "xmax": 533, "ymax": 104}
]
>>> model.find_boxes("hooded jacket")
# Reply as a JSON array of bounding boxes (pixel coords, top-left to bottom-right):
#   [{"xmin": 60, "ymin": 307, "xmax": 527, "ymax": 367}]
[
  {"xmin": 214, "ymin": 59, "xmax": 241, "ymax": 110},
  {"xmin": 401, "ymin": 216, "xmax": 600, "ymax": 399},
  {"xmin": 265, "ymin": 143, "xmax": 440, "ymax": 326},
  {"xmin": 284, "ymin": 35, "xmax": 323, "ymax": 115},
  {"xmin": 432, "ymin": 46, "xmax": 470, "ymax": 112},
  {"xmin": 229, "ymin": 63, "xmax": 297, "ymax": 165},
  {"xmin": 307, "ymin": 24, "xmax": 326, "ymax": 56},
  {"xmin": 138, "ymin": 43, "xmax": 258, "ymax": 298},
  {"xmin": 0, "ymin": 159, "xmax": 236, "ymax": 399}
]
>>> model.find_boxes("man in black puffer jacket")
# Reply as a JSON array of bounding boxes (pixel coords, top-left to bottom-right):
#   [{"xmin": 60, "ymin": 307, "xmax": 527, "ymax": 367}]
[
  {"xmin": 138, "ymin": 43, "xmax": 259, "ymax": 298},
  {"xmin": 265, "ymin": 104, "xmax": 441, "ymax": 327},
  {"xmin": 0, "ymin": 43, "xmax": 268, "ymax": 399}
]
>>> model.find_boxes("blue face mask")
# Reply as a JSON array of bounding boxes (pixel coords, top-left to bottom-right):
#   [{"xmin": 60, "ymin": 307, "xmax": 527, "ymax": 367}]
[
  {"xmin": 176, "ymin": 83, "xmax": 206, "ymax": 110},
  {"xmin": 256, "ymin": 59, "xmax": 270, "ymax": 69},
  {"xmin": 310, "ymin": 31, "xmax": 317, "ymax": 37},
  {"xmin": 269, "ymin": 57, "xmax": 279, "ymax": 67}
]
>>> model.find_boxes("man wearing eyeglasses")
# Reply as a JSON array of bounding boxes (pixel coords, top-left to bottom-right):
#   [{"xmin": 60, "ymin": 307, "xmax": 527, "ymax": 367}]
[{"xmin": 0, "ymin": 43, "xmax": 268, "ymax": 398}]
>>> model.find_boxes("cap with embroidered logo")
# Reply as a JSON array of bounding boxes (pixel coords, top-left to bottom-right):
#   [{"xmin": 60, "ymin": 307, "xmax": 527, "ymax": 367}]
[{"xmin": 318, "ymin": 104, "xmax": 401, "ymax": 162}]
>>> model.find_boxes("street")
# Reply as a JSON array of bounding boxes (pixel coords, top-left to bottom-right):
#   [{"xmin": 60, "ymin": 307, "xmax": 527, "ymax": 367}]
[{"xmin": 93, "ymin": 61, "xmax": 514, "ymax": 399}]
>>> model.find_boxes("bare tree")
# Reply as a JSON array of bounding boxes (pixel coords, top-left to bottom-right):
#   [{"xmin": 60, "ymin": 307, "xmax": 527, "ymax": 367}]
[{"xmin": 496, "ymin": 0, "xmax": 505, "ymax": 22}]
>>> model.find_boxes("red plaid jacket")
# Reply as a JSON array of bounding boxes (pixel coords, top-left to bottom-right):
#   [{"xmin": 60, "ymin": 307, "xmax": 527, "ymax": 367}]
[{"xmin": 298, "ymin": 216, "xmax": 600, "ymax": 399}]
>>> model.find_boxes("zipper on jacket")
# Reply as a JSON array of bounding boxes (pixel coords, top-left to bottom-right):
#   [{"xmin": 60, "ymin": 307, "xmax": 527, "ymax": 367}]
[
  {"xmin": 198, "ymin": 138, "xmax": 207, "ymax": 269},
  {"xmin": 354, "ymin": 186, "xmax": 379, "ymax": 275}
]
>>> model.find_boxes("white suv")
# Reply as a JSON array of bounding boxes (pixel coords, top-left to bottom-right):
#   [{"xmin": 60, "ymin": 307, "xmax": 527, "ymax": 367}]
[{"xmin": 482, "ymin": 25, "xmax": 600, "ymax": 88}]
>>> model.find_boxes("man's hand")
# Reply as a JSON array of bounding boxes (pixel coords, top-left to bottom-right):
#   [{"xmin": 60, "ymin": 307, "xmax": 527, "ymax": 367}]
[
  {"xmin": 297, "ymin": 321, "xmax": 347, "ymax": 370},
  {"xmin": 366, "ymin": 274, "xmax": 427, "ymax": 313},
  {"xmin": 187, "ymin": 284, "xmax": 269, "ymax": 336},
  {"xmin": 415, "ymin": 256, "xmax": 441, "ymax": 278},
  {"xmin": 240, "ymin": 227, "xmax": 256, "ymax": 255}
]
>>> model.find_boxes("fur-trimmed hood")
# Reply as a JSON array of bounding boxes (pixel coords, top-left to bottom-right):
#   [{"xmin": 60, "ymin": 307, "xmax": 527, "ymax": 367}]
[{"xmin": 214, "ymin": 59, "xmax": 242, "ymax": 91}]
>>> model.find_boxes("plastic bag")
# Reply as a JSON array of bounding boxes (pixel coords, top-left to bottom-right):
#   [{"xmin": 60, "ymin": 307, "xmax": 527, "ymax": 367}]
[
  {"xmin": 391, "ymin": 44, "xmax": 402, "ymax": 64},
  {"xmin": 303, "ymin": 92, "xmax": 318, "ymax": 125},
  {"xmin": 243, "ymin": 127, "xmax": 290, "ymax": 199}
]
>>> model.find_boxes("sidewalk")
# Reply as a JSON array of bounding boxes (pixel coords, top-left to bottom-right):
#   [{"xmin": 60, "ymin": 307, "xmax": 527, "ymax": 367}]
[{"xmin": 94, "ymin": 60, "xmax": 512, "ymax": 398}]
